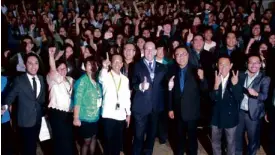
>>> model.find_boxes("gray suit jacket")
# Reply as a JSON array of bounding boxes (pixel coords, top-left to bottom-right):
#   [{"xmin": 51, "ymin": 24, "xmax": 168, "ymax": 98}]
[
  {"xmin": 4, "ymin": 73, "xmax": 46, "ymax": 127},
  {"xmin": 239, "ymin": 71, "xmax": 270, "ymax": 121}
]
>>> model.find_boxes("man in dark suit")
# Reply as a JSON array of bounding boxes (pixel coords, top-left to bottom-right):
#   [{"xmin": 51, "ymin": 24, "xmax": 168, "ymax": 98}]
[
  {"xmin": 132, "ymin": 41, "xmax": 167, "ymax": 155},
  {"xmin": 210, "ymin": 56, "xmax": 244, "ymax": 155},
  {"xmin": 186, "ymin": 33, "xmax": 216, "ymax": 126},
  {"xmin": 216, "ymin": 32, "xmax": 247, "ymax": 72},
  {"xmin": 1, "ymin": 53, "xmax": 46, "ymax": 155},
  {"xmin": 235, "ymin": 54, "xmax": 270, "ymax": 155},
  {"xmin": 168, "ymin": 47, "xmax": 207, "ymax": 155}
]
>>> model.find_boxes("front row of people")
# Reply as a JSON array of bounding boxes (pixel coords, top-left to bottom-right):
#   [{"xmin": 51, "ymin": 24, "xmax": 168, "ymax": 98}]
[{"xmin": 1, "ymin": 42, "xmax": 274, "ymax": 155}]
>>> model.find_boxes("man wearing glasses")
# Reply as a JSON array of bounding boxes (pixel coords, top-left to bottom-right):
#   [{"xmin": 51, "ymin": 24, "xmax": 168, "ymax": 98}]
[{"xmin": 235, "ymin": 54, "xmax": 270, "ymax": 155}]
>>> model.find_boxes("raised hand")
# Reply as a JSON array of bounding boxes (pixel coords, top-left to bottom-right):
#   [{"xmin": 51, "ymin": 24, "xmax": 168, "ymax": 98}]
[
  {"xmin": 197, "ymin": 69, "xmax": 204, "ymax": 80},
  {"xmin": 1, "ymin": 106, "xmax": 7, "ymax": 115},
  {"xmin": 4, "ymin": 50, "xmax": 10, "ymax": 58},
  {"xmin": 102, "ymin": 53, "xmax": 111, "ymax": 69},
  {"xmin": 231, "ymin": 70, "xmax": 239, "ymax": 85},
  {"xmin": 168, "ymin": 76, "xmax": 175, "ymax": 91},
  {"xmin": 48, "ymin": 47, "xmax": 56, "ymax": 56},
  {"xmin": 76, "ymin": 17, "xmax": 81, "ymax": 24},
  {"xmin": 141, "ymin": 76, "xmax": 150, "ymax": 91},
  {"xmin": 157, "ymin": 25, "xmax": 163, "ymax": 32},
  {"xmin": 173, "ymin": 18, "xmax": 179, "ymax": 25},
  {"xmin": 187, "ymin": 29, "xmax": 193, "ymax": 42},
  {"xmin": 214, "ymin": 71, "xmax": 222, "ymax": 90},
  {"xmin": 104, "ymin": 31, "xmax": 113, "ymax": 40}
]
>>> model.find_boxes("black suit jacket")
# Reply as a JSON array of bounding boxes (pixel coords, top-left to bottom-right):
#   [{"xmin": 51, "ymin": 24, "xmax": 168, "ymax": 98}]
[
  {"xmin": 4, "ymin": 73, "xmax": 46, "ymax": 127},
  {"xmin": 168, "ymin": 64, "xmax": 208, "ymax": 121},
  {"xmin": 132, "ymin": 59, "xmax": 167, "ymax": 115},
  {"xmin": 187, "ymin": 47, "xmax": 216, "ymax": 88},
  {"xmin": 210, "ymin": 78, "xmax": 244, "ymax": 128}
]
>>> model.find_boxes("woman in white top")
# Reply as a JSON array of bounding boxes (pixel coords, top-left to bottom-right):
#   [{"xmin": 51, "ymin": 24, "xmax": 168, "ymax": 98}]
[
  {"xmin": 203, "ymin": 28, "xmax": 217, "ymax": 52},
  {"xmin": 47, "ymin": 47, "xmax": 74, "ymax": 155}
]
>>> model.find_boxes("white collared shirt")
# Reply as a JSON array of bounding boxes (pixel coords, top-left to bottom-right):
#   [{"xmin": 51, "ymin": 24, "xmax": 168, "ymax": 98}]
[
  {"xmin": 144, "ymin": 58, "xmax": 155, "ymax": 69},
  {"xmin": 240, "ymin": 71, "xmax": 259, "ymax": 111},
  {"xmin": 221, "ymin": 73, "xmax": 230, "ymax": 98},
  {"xmin": 99, "ymin": 69, "xmax": 131, "ymax": 121},
  {"xmin": 26, "ymin": 73, "xmax": 41, "ymax": 98}
]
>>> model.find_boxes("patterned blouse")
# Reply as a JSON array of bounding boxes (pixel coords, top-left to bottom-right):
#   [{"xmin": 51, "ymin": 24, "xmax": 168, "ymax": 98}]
[{"xmin": 73, "ymin": 74, "xmax": 102, "ymax": 122}]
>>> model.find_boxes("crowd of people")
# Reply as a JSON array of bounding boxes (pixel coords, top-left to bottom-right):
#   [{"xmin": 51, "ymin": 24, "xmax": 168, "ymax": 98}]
[{"xmin": 1, "ymin": 0, "xmax": 275, "ymax": 155}]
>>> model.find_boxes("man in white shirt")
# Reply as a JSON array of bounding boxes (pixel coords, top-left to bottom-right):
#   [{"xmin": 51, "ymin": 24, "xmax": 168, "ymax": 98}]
[{"xmin": 99, "ymin": 54, "xmax": 131, "ymax": 155}]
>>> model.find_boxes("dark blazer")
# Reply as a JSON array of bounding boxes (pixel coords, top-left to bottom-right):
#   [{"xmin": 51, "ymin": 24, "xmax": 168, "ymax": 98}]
[
  {"xmin": 239, "ymin": 71, "xmax": 271, "ymax": 121},
  {"xmin": 4, "ymin": 73, "xmax": 46, "ymax": 127},
  {"xmin": 210, "ymin": 77, "xmax": 244, "ymax": 128},
  {"xmin": 187, "ymin": 47, "xmax": 216, "ymax": 88},
  {"xmin": 168, "ymin": 63, "xmax": 208, "ymax": 121},
  {"xmin": 216, "ymin": 46, "xmax": 247, "ymax": 71},
  {"xmin": 132, "ymin": 59, "xmax": 167, "ymax": 115}
]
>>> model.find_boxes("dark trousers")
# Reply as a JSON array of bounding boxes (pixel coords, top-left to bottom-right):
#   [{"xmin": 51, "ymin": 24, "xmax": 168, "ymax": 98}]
[
  {"xmin": 49, "ymin": 109, "xmax": 74, "ymax": 155},
  {"xmin": 236, "ymin": 110, "xmax": 260, "ymax": 155},
  {"xmin": 103, "ymin": 118, "xmax": 125, "ymax": 155},
  {"xmin": 211, "ymin": 125, "xmax": 237, "ymax": 155},
  {"xmin": 176, "ymin": 119, "xmax": 198, "ymax": 155},
  {"xmin": 269, "ymin": 106, "xmax": 275, "ymax": 155},
  {"xmin": 132, "ymin": 112, "xmax": 159, "ymax": 155},
  {"xmin": 19, "ymin": 121, "xmax": 41, "ymax": 155},
  {"xmin": 157, "ymin": 111, "xmax": 168, "ymax": 144},
  {"xmin": 1, "ymin": 121, "xmax": 14, "ymax": 155}
]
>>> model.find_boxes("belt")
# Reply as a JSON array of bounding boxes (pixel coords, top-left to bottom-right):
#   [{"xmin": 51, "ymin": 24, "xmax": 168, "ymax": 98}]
[{"xmin": 241, "ymin": 109, "xmax": 249, "ymax": 114}]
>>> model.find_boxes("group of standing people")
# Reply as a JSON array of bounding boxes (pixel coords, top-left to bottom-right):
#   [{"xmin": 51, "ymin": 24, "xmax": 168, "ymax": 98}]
[{"xmin": 1, "ymin": 0, "xmax": 275, "ymax": 155}]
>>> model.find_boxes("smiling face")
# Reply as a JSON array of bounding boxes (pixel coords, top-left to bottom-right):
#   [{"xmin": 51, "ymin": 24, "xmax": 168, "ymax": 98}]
[
  {"xmin": 217, "ymin": 58, "xmax": 232, "ymax": 77},
  {"xmin": 252, "ymin": 24, "xmax": 261, "ymax": 37},
  {"xmin": 174, "ymin": 48, "xmax": 189, "ymax": 68},
  {"xmin": 247, "ymin": 56, "xmax": 261, "ymax": 74},
  {"xmin": 57, "ymin": 63, "xmax": 67, "ymax": 77},
  {"xmin": 144, "ymin": 42, "xmax": 156, "ymax": 61},
  {"xmin": 226, "ymin": 32, "xmax": 237, "ymax": 48},
  {"xmin": 25, "ymin": 56, "xmax": 39, "ymax": 76},
  {"xmin": 123, "ymin": 44, "xmax": 136, "ymax": 61},
  {"xmin": 193, "ymin": 35, "xmax": 204, "ymax": 51},
  {"xmin": 111, "ymin": 55, "xmax": 123, "ymax": 73}
]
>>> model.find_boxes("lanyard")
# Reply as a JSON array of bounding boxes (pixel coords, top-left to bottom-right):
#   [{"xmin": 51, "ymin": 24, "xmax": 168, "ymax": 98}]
[
  {"xmin": 110, "ymin": 71, "xmax": 122, "ymax": 101},
  {"xmin": 245, "ymin": 75, "xmax": 256, "ymax": 88}
]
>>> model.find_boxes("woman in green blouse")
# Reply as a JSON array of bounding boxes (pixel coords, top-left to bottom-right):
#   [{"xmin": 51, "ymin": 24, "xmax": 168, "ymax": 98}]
[{"xmin": 73, "ymin": 56, "xmax": 102, "ymax": 155}]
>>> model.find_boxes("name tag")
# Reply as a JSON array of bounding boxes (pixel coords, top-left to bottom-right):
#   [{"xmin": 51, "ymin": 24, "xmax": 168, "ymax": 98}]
[{"xmin": 97, "ymin": 98, "xmax": 102, "ymax": 108}]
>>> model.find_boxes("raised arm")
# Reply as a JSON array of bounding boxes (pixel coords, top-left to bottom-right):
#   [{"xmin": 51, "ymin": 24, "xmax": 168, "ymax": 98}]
[{"xmin": 133, "ymin": 1, "xmax": 141, "ymax": 19}]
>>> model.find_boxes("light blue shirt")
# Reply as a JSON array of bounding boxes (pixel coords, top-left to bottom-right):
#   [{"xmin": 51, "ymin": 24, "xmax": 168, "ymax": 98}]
[
  {"xmin": 240, "ymin": 71, "xmax": 259, "ymax": 111},
  {"xmin": 1, "ymin": 76, "xmax": 10, "ymax": 123}
]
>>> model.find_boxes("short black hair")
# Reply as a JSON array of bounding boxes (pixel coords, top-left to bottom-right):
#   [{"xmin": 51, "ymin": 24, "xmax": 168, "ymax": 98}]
[
  {"xmin": 55, "ymin": 59, "xmax": 67, "ymax": 69},
  {"xmin": 24, "ymin": 53, "xmax": 41, "ymax": 65},
  {"xmin": 247, "ymin": 53, "xmax": 262, "ymax": 62},
  {"xmin": 217, "ymin": 55, "xmax": 232, "ymax": 63}
]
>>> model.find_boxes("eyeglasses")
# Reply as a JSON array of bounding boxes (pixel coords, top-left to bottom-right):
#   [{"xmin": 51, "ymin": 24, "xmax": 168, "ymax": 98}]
[{"xmin": 248, "ymin": 62, "xmax": 261, "ymax": 65}]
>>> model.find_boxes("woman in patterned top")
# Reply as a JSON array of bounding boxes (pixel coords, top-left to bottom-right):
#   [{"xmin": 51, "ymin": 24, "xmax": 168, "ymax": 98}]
[{"xmin": 73, "ymin": 56, "xmax": 102, "ymax": 155}]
